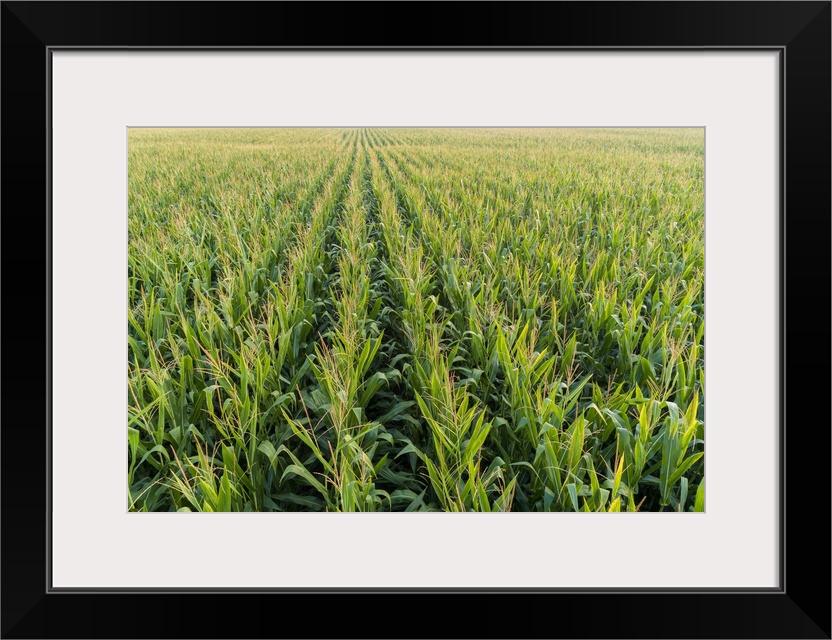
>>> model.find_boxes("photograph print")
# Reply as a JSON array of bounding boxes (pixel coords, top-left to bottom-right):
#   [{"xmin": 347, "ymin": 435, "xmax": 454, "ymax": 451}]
[{"xmin": 127, "ymin": 127, "xmax": 704, "ymax": 513}]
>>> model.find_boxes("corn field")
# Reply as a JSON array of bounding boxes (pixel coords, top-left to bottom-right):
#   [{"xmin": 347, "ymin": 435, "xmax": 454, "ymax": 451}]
[{"xmin": 128, "ymin": 128, "xmax": 704, "ymax": 512}]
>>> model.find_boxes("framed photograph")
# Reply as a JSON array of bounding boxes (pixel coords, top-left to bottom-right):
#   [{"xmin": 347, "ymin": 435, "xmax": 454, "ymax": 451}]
[{"xmin": 2, "ymin": 2, "xmax": 829, "ymax": 637}]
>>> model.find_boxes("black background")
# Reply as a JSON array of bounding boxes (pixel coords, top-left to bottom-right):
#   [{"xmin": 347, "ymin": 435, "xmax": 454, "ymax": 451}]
[{"xmin": 2, "ymin": 2, "xmax": 829, "ymax": 638}]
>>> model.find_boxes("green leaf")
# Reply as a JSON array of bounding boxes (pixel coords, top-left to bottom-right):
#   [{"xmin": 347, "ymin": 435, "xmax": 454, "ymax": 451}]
[
  {"xmin": 565, "ymin": 483, "xmax": 580, "ymax": 512},
  {"xmin": 668, "ymin": 452, "xmax": 704, "ymax": 487},
  {"xmin": 694, "ymin": 480, "xmax": 705, "ymax": 512},
  {"xmin": 257, "ymin": 441, "xmax": 280, "ymax": 469},
  {"xmin": 281, "ymin": 464, "xmax": 328, "ymax": 498}
]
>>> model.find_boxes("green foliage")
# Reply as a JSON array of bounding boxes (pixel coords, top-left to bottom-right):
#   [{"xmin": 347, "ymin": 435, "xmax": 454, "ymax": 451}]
[{"xmin": 128, "ymin": 127, "xmax": 704, "ymax": 512}]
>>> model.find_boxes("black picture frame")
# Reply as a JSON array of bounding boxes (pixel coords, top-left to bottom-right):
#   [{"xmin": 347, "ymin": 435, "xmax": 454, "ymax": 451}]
[{"xmin": 2, "ymin": 2, "xmax": 829, "ymax": 638}]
